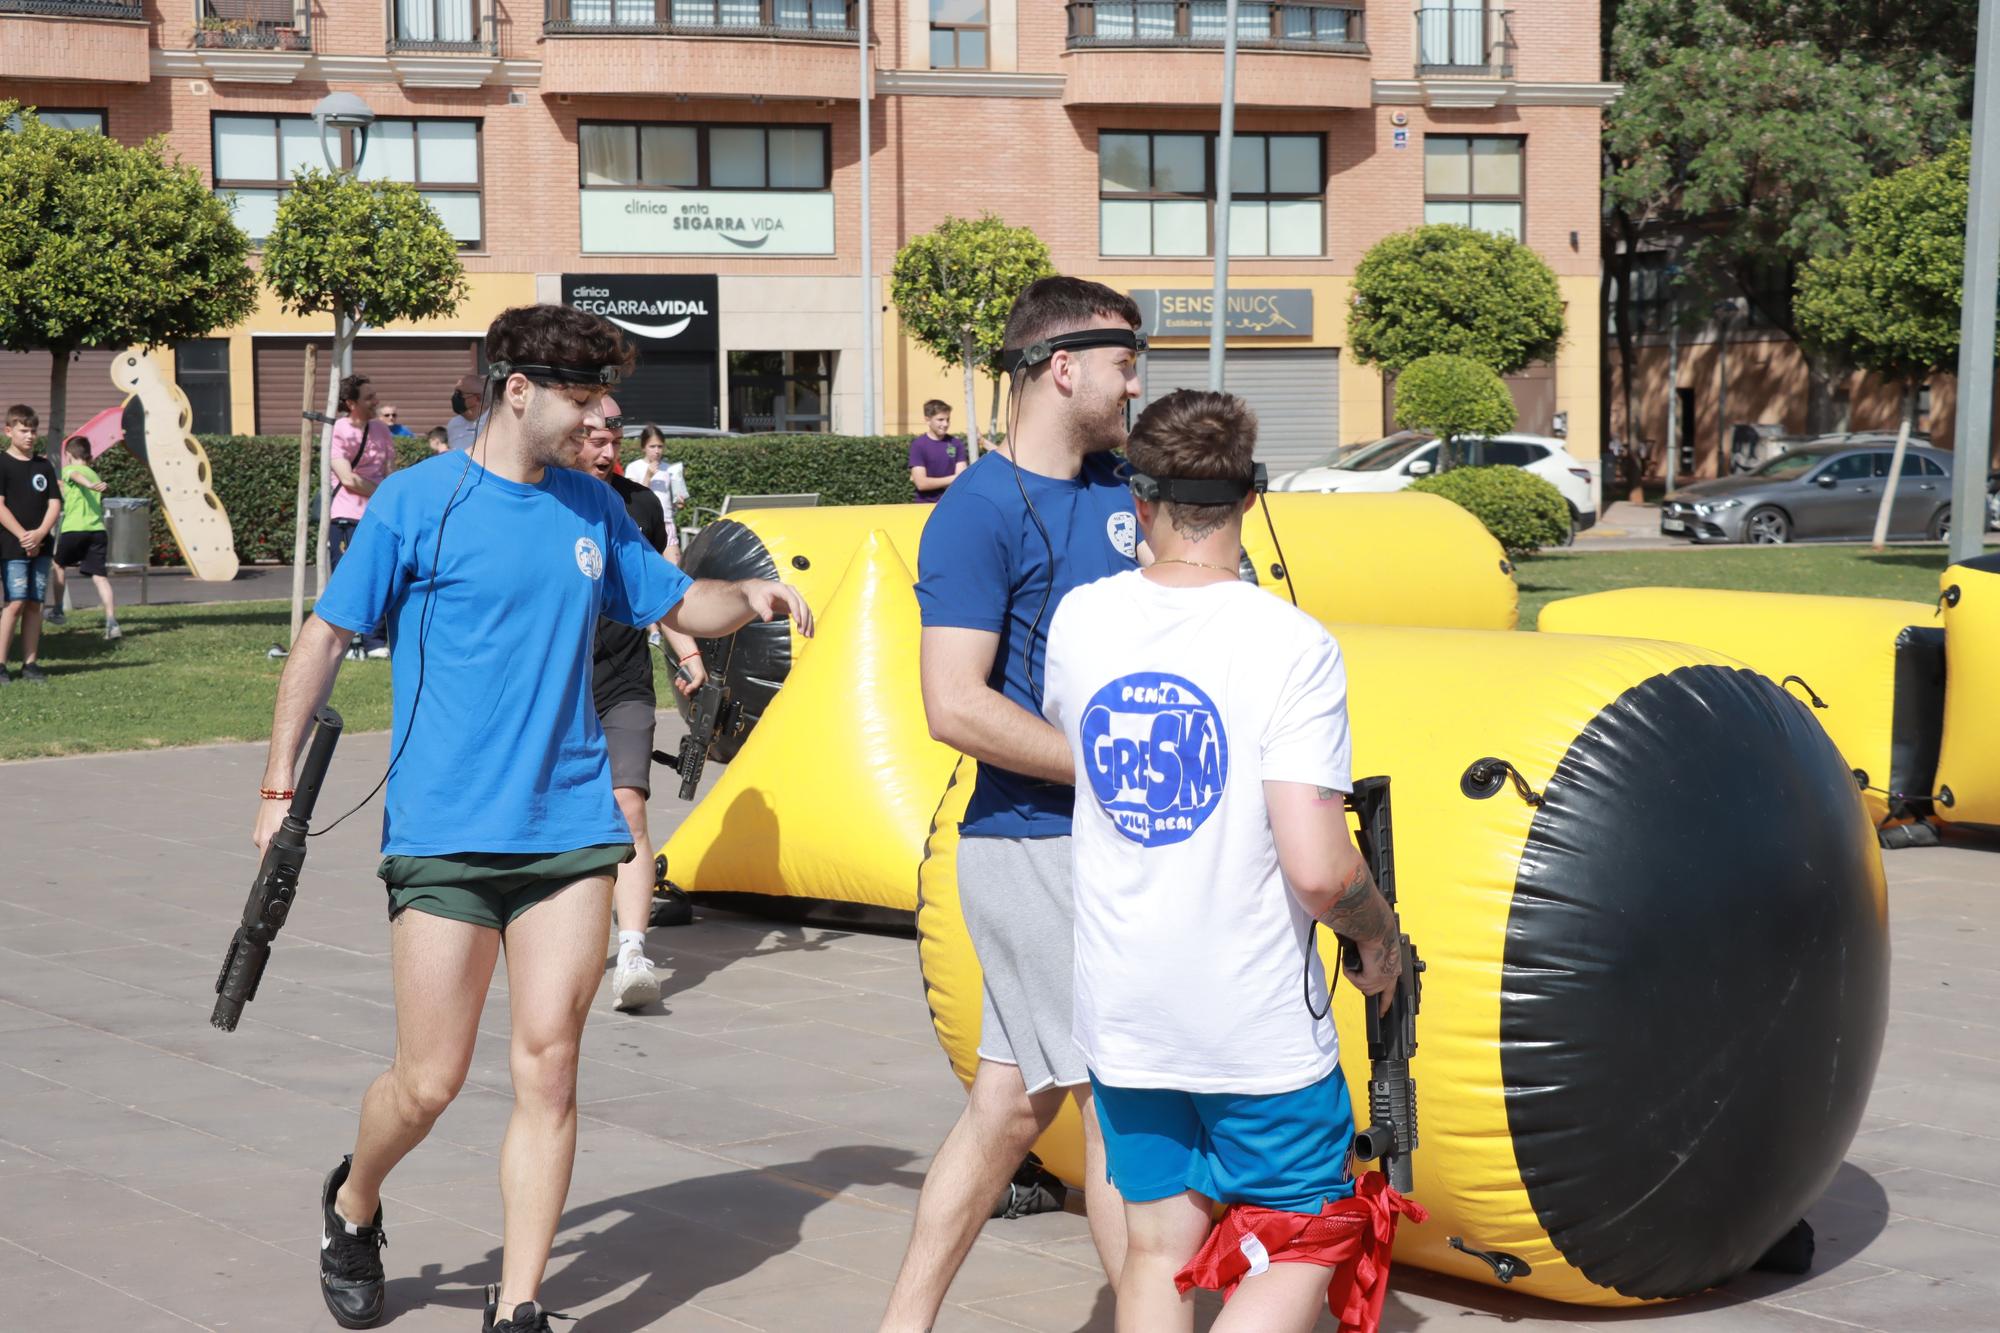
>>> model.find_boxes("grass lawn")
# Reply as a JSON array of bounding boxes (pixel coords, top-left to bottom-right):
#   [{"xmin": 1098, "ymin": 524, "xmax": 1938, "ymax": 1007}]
[
  {"xmin": 1513, "ymin": 544, "xmax": 1954, "ymax": 626},
  {"xmin": 0, "ymin": 544, "xmax": 1962, "ymax": 761}
]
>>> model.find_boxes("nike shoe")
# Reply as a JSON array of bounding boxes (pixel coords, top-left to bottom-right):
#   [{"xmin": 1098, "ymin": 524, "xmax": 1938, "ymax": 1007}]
[
  {"xmin": 19, "ymin": 662, "xmax": 47, "ymax": 685},
  {"xmin": 484, "ymin": 1286, "xmax": 570, "ymax": 1332},
  {"xmin": 612, "ymin": 951, "xmax": 661, "ymax": 1012},
  {"xmin": 319, "ymin": 1156, "xmax": 387, "ymax": 1328}
]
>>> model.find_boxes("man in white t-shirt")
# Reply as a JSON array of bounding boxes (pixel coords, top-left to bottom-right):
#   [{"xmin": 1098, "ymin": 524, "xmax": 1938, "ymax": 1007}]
[{"xmin": 1043, "ymin": 389, "xmax": 1404, "ymax": 1333}]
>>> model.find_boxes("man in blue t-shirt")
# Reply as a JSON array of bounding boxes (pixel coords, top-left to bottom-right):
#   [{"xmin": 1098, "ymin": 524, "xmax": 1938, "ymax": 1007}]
[
  {"xmin": 251, "ymin": 306, "xmax": 813, "ymax": 1333},
  {"xmin": 883, "ymin": 278, "xmax": 1145, "ymax": 1330}
]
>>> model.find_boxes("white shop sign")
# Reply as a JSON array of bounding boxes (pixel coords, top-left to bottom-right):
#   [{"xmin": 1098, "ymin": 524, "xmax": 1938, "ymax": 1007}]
[{"xmin": 580, "ymin": 190, "xmax": 835, "ymax": 256}]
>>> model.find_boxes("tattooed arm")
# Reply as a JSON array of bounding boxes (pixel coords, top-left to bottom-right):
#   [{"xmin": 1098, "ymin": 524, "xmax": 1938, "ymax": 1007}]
[{"xmin": 1265, "ymin": 781, "xmax": 1404, "ymax": 1006}]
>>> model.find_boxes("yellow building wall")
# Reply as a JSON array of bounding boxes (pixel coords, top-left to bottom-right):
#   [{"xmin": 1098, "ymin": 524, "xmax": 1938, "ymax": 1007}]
[
  {"xmin": 1555, "ymin": 274, "xmax": 1602, "ymax": 463},
  {"xmin": 224, "ymin": 272, "xmax": 540, "ymax": 434}
]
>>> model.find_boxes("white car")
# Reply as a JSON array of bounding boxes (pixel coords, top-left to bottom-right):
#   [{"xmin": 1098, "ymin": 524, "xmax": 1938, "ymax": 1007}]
[{"xmin": 1270, "ymin": 431, "xmax": 1598, "ymax": 539}]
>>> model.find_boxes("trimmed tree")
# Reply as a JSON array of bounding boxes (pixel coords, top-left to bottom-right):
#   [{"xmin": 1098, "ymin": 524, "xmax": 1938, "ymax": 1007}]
[
  {"xmin": 890, "ymin": 213, "xmax": 1055, "ymax": 454},
  {"xmin": 0, "ymin": 103, "xmax": 258, "ymax": 441},
  {"xmin": 261, "ymin": 168, "xmax": 466, "ymax": 628},
  {"xmin": 1393, "ymin": 353, "xmax": 1519, "ymax": 471},
  {"xmin": 1795, "ymin": 138, "xmax": 1971, "ymax": 550},
  {"xmin": 1349, "ymin": 224, "xmax": 1565, "ymax": 376}
]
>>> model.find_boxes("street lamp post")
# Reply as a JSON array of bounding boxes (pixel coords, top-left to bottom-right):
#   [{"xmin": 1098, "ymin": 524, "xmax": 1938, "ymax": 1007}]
[
  {"xmin": 1714, "ymin": 297, "xmax": 1740, "ymax": 475},
  {"xmin": 858, "ymin": 1, "xmax": 877, "ymax": 436},
  {"xmin": 1207, "ymin": 0, "xmax": 1241, "ymax": 391},
  {"xmin": 1950, "ymin": 0, "xmax": 1999, "ymax": 562}
]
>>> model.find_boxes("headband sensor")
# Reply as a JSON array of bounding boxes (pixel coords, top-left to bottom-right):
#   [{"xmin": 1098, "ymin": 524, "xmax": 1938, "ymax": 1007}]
[
  {"xmin": 1121, "ymin": 461, "xmax": 1270, "ymax": 505},
  {"xmin": 488, "ymin": 360, "xmax": 622, "ymax": 387},
  {"xmin": 1002, "ymin": 328, "xmax": 1148, "ymax": 376}
]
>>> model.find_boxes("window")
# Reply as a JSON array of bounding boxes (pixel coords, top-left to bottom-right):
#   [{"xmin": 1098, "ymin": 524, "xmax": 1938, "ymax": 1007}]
[
  {"xmin": 211, "ymin": 114, "xmax": 484, "ymax": 247},
  {"xmin": 395, "ymin": 0, "xmax": 480, "ymax": 44},
  {"xmin": 1616, "ymin": 252, "xmax": 1674, "ymax": 337},
  {"xmin": 728, "ymin": 351, "xmax": 832, "ymax": 432},
  {"xmin": 1915, "ymin": 455, "xmax": 1945, "ymax": 477},
  {"xmin": 578, "ymin": 122, "xmax": 829, "ymax": 191},
  {"xmin": 1817, "ymin": 454, "xmax": 1875, "ymax": 483},
  {"xmin": 1099, "ymin": 131, "xmax": 1323, "ymax": 258},
  {"xmin": 174, "ymin": 339, "xmax": 232, "ymax": 438},
  {"xmin": 930, "ymin": 0, "xmax": 988, "ymax": 68},
  {"xmin": 565, "ymin": 0, "xmax": 850, "ymax": 30},
  {"xmin": 1423, "ymin": 136, "xmax": 1522, "ymax": 240},
  {"xmin": 19, "ymin": 109, "xmax": 107, "ymax": 134}
]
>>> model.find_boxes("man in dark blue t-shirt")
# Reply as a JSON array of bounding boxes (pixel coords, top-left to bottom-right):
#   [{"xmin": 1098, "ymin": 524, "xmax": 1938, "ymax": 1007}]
[
  {"xmin": 251, "ymin": 306, "xmax": 812, "ymax": 1333},
  {"xmin": 885, "ymin": 278, "xmax": 1144, "ymax": 1329}
]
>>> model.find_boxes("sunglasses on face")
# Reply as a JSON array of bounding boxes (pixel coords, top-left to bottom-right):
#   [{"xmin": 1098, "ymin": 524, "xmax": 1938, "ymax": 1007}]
[{"xmin": 601, "ymin": 417, "xmax": 624, "ymax": 434}]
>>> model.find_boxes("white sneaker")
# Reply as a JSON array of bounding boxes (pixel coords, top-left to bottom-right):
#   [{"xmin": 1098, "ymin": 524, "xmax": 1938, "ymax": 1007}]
[
  {"xmin": 612, "ymin": 952, "xmax": 661, "ymax": 1012},
  {"xmin": 103, "ymin": 620, "xmax": 121, "ymax": 641},
  {"xmin": 365, "ymin": 646, "xmax": 390, "ymax": 660}
]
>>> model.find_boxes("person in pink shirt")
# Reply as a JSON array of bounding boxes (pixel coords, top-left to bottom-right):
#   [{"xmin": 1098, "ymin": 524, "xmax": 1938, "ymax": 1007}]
[{"xmin": 329, "ymin": 373, "xmax": 398, "ymax": 659}]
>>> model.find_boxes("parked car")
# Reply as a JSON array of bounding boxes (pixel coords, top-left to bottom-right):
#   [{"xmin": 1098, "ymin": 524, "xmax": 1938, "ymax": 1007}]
[
  {"xmin": 1661, "ymin": 443, "xmax": 1956, "ymax": 544},
  {"xmin": 1270, "ymin": 432, "xmax": 1598, "ymax": 538}
]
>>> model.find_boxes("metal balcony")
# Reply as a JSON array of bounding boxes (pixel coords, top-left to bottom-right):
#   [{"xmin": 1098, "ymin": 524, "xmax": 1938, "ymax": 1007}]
[
  {"xmin": 1065, "ymin": 1, "xmax": 1367, "ymax": 54},
  {"xmin": 193, "ymin": 1, "xmax": 311, "ymax": 51},
  {"xmin": 0, "ymin": 1, "xmax": 144, "ymax": 16},
  {"xmin": 544, "ymin": 0, "xmax": 860, "ymax": 41},
  {"xmin": 389, "ymin": 0, "xmax": 499, "ymax": 54},
  {"xmin": 1415, "ymin": 6, "xmax": 1513, "ymax": 78}
]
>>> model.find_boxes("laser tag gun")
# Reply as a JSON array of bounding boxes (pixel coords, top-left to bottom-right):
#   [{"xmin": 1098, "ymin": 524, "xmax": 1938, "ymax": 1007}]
[
  {"xmin": 1341, "ymin": 775, "xmax": 1425, "ymax": 1193},
  {"xmin": 656, "ymin": 677, "xmax": 740, "ymax": 802},
  {"xmin": 211, "ymin": 707, "xmax": 343, "ymax": 1032}
]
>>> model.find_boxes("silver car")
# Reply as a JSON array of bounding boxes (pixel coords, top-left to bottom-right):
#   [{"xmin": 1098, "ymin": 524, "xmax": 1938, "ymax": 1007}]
[{"xmin": 1661, "ymin": 443, "xmax": 1956, "ymax": 544}]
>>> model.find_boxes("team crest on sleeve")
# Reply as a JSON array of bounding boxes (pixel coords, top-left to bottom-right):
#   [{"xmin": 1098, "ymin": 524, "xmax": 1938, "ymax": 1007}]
[
  {"xmin": 574, "ymin": 537, "xmax": 604, "ymax": 580},
  {"xmin": 1080, "ymin": 672, "xmax": 1228, "ymax": 847},
  {"xmin": 1107, "ymin": 510, "xmax": 1137, "ymax": 558}
]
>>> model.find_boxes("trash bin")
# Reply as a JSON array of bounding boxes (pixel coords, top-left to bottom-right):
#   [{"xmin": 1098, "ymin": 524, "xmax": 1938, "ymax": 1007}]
[{"xmin": 103, "ymin": 497, "xmax": 151, "ymax": 605}]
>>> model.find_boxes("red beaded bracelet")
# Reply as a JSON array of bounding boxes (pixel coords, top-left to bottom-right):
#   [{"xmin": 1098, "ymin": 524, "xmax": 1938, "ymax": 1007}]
[{"xmin": 260, "ymin": 788, "xmax": 295, "ymax": 801}]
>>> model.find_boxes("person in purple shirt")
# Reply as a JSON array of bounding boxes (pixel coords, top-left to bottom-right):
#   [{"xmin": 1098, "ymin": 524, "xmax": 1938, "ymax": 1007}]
[{"xmin": 908, "ymin": 399, "xmax": 970, "ymax": 503}]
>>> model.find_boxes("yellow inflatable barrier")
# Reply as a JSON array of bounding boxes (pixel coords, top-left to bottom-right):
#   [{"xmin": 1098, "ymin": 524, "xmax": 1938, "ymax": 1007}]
[
  {"xmin": 1936, "ymin": 555, "xmax": 2000, "ymax": 828},
  {"xmin": 662, "ymin": 530, "xmax": 961, "ymax": 911},
  {"xmin": 1537, "ymin": 588, "xmax": 1941, "ymax": 828},
  {"xmin": 917, "ymin": 625, "xmax": 1887, "ymax": 1306},
  {"xmin": 1240, "ymin": 491, "xmax": 1518, "ymax": 630}
]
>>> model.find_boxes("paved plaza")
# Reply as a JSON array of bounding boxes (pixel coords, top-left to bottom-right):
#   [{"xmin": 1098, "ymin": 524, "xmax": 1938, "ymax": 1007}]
[{"xmin": 3, "ymin": 726, "xmax": 1998, "ymax": 1332}]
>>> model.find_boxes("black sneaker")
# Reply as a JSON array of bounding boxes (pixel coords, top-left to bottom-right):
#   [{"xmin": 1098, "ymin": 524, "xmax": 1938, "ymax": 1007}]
[
  {"xmin": 319, "ymin": 1156, "xmax": 387, "ymax": 1329},
  {"xmin": 0, "ymin": 666, "xmax": 10, "ymax": 686},
  {"xmin": 18, "ymin": 662, "xmax": 47, "ymax": 685},
  {"xmin": 483, "ymin": 1286, "xmax": 573, "ymax": 1332}
]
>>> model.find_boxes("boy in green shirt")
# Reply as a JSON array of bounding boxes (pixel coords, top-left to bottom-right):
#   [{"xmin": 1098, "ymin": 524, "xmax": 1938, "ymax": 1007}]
[{"xmin": 54, "ymin": 437, "xmax": 118, "ymax": 641}]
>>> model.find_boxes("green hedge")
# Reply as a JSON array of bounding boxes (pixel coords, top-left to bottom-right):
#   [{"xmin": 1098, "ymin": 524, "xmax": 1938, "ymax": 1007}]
[
  {"xmin": 1409, "ymin": 464, "xmax": 1571, "ymax": 557},
  {"xmin": 80, "ymin": 433, "xmax": 920, "ymax": 565}
]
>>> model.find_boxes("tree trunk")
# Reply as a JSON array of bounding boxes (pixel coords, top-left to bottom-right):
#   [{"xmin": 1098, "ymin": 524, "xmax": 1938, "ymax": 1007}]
[
  {"xmin": 46, "ymin": 347, "xmax": 73, "ymax": 450},
  {"xmin": 959, "ymin": 330, "xmax": 983, "ymax": 457},
  {"xmin": 988, "ymin": 372, "xmax": 1002, "ymax": 448},
  {"xmin": 317, "ymin": 314, "xmax": 356, "ymax": 595},
  {"xmin": 1805, "ymin": 355, "xmax": 1845, "ymax": 436},
  {"xmin": 291, "ymin": 343, "xmax": 320, "ymax": 648},
  {"xmin": 1870, "ymin": 381, "xmax": 1918, "ymax": 552}
]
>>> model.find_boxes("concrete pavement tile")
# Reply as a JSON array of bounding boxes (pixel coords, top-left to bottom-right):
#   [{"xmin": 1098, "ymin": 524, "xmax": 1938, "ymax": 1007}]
[
  {"xmin": 798, "ymin": 1224, "xmax": 1098, "ymax": 1306},
  {"xmin": 709, "ymin": 1127, "xmax": 928, "ymax": 1211},
  {"xmin": 804, "ymin": 1085, "xmax": 969, "ymax": 1145},
  {"xmin": 710, "ymin": 1019, "xmax": 965, "ymax": 1089},
  {"xmin": 583, "ymin": 1086, "xmax": 828, "ymax": 1149},
  {"xmin": 957, "ymin": 1277, "xmax": 1116, "ymax": 1332},
  {"xmin": 141, "ymin": 1086, "xmax": 364, "ymax": 1159},
  {"xmin": 1872, "ymin": 1166, "xmax": 2000, "ymax": 1237},
  {"xmin": 0, "ymin": 921, "xmax": 109, "ymax": 956},
  {"xmin": 140, "ymin": 1164, "xmax": 341, "ymax": 1245},
  {"xmin": 688, "ymin": 1251, "xmax": 896, "ymax": 1330},
  {"xmin": 22, "ymin": 1215, "xmax": 299, "ymax": 1313},
  {"xmin": 1862, "ymin": 1077, "xmax": 2000, "ymax": 1130},
  {"xmin": 0, "ymin": 1139, "xmax": 64, "ymax": 1179},
  {"xmin": 626, "ymin": 1156, "xmax": 916, "ymax": 1247},
  {"xmin": 751, "ymin": 987, "xmax": 938, "ymax": 1040},
  {"xmin": 626, "ymin": 1043, "xmax": 894, "ymax": 1100},
  {"xmin": 637, "ymin": 989, "xmax": 822, "ymax": 1037},
  {"xmin": 1772, "ymin": 1268, "xmax": 1992, "ymax": 1329},
  {"xmin": 1818, "ymin": 1214, "xmax": 2000, "ymax": 1294},
  {"xmin": 0, "ymin": 1000, "xmax": 65, "ymax": 1034},
  {"xmin": 1848, "ymin": 1123, "xmax": 2000, "ymax": 1184},
  {"xmin": 0, "ymin": 1168, "xmax": 197, "ymax": 1240}
]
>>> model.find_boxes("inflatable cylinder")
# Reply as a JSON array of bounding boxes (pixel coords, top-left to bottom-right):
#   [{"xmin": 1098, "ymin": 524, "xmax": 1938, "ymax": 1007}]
[
  {"xmin": 918, "ymin": 626, "xmax": 1887, "ymax": 1306},
  {"xmin": 1936, "ymin": 553, "xmax": 2000, "ymax": 827},
  {"xmin": 1538, "ymin": 588, "xmax": 1941, "ymax": 826}
]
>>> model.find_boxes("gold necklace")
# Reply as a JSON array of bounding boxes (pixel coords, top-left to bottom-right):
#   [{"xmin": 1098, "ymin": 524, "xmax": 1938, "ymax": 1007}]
[{"xmin": 1153, "ymin": 558, "xmax": 1239, "ymax": 576}]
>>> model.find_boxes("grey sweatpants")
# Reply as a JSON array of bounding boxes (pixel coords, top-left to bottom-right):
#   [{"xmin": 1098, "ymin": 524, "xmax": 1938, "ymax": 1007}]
[{"xmin": 958, "ymin": 833, "xmax": 1087, "ymax": 1094}]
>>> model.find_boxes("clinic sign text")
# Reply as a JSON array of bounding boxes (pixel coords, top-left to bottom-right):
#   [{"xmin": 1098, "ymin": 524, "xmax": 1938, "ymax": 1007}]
[
  {"xmin": 581, "ymin": 190, "xmax": 835, "ymax": 257},
  {"xmin": 1132, "ymin": 289, "xmax": 1315, "ymax": 339}
]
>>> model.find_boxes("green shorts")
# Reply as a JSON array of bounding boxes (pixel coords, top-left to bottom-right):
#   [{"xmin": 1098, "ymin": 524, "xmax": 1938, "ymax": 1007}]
[{"xmin": 378, "ymin": 843, "xmax": 633, "ymax": 931}]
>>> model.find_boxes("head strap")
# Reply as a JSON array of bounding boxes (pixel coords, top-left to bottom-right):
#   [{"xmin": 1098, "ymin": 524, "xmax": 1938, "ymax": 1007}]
[
  {"xmin": 1002, "ymin": 327, "xmax": 1147, "ymax": 377},
  {"xmin": 488, "ymin": 360, "xmax": 621, "ymax": 387},
  {"xmin": 1120, "ymin": 460, "xmax": 1269, "ymax": 505}
]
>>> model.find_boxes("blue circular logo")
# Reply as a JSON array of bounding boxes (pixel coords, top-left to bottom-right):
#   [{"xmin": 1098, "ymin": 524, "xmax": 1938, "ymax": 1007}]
[{"xmin": 1080, "ymin": 672, "xmax": 1229, "ymax": 847}]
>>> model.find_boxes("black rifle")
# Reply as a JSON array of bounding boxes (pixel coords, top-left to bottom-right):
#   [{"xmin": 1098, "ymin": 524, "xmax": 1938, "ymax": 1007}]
[
  {"xmin": 212, "ymin": 707, "xmax": 343, "ymax": 1032},
  {"xmin": 1341, "ymin": 775, "xmax": 1424, "ymax": 1193},
  {"xmin": 655, "ymin": 678, "xmax": 739, "ymax": 802}
]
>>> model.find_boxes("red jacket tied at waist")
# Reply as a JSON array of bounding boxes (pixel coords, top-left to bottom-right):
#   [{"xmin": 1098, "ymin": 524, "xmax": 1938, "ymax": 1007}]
[{"xmin": 1173, "ymin": 1172, "xmax": 1429, "ymax": 1333}]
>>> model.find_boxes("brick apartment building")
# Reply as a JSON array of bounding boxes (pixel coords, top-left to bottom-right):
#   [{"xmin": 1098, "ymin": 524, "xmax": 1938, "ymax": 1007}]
[{"xmin": 1, "ymin": 0, "xmax": 1614, "ymax": 477}]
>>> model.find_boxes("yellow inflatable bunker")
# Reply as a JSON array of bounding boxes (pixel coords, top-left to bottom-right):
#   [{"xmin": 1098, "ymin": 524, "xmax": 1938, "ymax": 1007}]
[
  {"xmin": 1537, "ymin": 588, "xmax": 1942, "ymax": 828},
  {"xmin": 918, "ymin": 626, "xmax": 1888, "ymax": 1306},
  {"xmin": 1936, "ymin": 554, "xmax": 2000, "ymax": 828}
]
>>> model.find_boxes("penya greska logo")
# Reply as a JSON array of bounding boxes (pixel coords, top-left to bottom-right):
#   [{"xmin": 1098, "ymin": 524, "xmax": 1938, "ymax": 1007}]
[{"xmin": 1080, "ymin": 672, "xmax": 1228, "ymax": 847}]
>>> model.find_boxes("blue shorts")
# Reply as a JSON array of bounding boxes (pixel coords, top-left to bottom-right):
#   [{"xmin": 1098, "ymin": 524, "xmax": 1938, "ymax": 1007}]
[
  {"xmin": 1089, "ymin": 1067, "xmax": 1357, "ymax": 1213},
  {"xmin": 3, "ymin": 555, "xmax": 52, "ymax": 605}
]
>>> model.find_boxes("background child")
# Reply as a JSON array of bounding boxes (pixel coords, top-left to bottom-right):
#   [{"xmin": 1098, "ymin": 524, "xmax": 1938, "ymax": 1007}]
[{"xmin": 54, "ymin": 436, "xmax": 118, "ymax": 641}]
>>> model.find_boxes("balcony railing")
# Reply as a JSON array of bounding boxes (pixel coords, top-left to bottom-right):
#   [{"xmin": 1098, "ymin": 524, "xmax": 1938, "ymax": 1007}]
[
  {"xmin": 544, "ymin": 0, "xmax": 859, "ymax": 40},
  {"xmin": 0, "ymin": 1, "xmax": 145, "ymax": 17},
  {"xmin": 389, "ymin": 0, "xmax": 499, "ymax": 53},
  {"xmin": 193, "ymin": 1, "xmax": 311, "ymax": 50},
  {"xmin": 1415, "ymin": 6, "xmax": 1512, "ymax": 77},
  {"xmin": 1065, "ymin": 2, "xmax": 1367, "ymax": 53}
]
